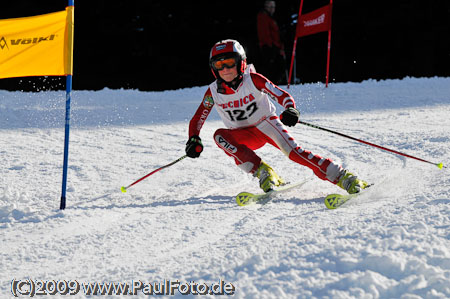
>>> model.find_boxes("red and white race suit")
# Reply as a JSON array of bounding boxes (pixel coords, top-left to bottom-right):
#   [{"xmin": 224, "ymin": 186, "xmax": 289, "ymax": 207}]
[{"xmin": 188, "ymin": 72, "xmax": 343, "ymax": 184}]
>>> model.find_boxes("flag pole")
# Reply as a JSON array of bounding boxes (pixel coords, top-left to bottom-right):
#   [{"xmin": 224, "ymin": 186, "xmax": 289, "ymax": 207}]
[
  {"xmin": 60, "ymin": 75, "xmax": 72, "ymax": 210},
  {"xmin": 288, "ymin": 0, "xmax": 304, "ymax": 88},
  {"xmin": 325, "ymin": 0, "xmax": 333, "ymax": 87},
  {"xmin": 60, "ymin": 0, "xmax": 74, "ymax": 210}
]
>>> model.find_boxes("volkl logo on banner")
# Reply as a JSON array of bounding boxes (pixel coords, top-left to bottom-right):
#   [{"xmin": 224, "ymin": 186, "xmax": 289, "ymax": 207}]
[{"xmin": 0, "ymin": 36, "xmax": 9, "ymax": 49}]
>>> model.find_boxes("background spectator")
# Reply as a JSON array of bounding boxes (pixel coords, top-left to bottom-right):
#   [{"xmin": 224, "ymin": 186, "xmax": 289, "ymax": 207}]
[{"xmin": 256, "ymin": 0, "xmax": 287, "ymax": 84}]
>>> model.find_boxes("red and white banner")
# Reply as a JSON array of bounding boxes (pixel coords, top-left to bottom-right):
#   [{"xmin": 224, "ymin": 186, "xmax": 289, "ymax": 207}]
[
  {"xmin": 296, "ymin": 4, "xmax": 332, "ymax": 38},
  {"xmin": 288, "ymin": 0, "xmax": 333, "ymax": 88}
]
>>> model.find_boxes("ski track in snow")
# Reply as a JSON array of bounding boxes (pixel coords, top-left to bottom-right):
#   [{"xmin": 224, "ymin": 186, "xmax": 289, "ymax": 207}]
[{"xmin": 1, "ymin": 77, "xmax": 449, "ymax": 298}]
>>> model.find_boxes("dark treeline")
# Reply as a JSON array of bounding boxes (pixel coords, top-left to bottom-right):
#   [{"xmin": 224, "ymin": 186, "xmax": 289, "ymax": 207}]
[{"xmin": 0, "ymin": 0, "xmax": 449, "ymax": 91}]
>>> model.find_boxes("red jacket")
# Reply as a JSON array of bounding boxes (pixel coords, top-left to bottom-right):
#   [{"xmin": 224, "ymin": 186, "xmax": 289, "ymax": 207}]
[{"xmin": 257, "ymin": 10, "xmax": 283, "ymax": 49}]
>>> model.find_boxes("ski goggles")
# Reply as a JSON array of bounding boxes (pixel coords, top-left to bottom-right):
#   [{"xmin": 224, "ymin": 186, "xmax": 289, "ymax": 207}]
[{"xmin": 212, "ymin": 57, "xmax": 236, "ymax": 71}]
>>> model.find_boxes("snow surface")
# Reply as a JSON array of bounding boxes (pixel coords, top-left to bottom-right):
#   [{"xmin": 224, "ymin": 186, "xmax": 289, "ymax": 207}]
[{"xmin": 1, "ymin": 77, "xmax": 449, "ymax": 298}]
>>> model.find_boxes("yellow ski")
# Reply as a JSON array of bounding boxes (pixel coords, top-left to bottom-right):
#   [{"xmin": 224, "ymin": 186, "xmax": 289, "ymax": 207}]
[
  {"xmin": 325, "ymin": 184, "xmax": 373, "ymax": 209},
  {"xmin": 236, "ymin": 180, "xmax": 309, "ymax": 206},
  {"xmin": 324, "ymin": 193, "xmax": 359, "ymax": 209}
]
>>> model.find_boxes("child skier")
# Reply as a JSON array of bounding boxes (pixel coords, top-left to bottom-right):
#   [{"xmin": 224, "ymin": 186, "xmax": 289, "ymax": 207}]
[{"xmin": 185, "ymin": 39, "xmax": 368, "ymax": 194}]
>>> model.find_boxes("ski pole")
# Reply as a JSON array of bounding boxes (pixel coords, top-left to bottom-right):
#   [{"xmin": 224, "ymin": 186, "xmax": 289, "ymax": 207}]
[
  {"xmin": 121, "ymin": 155, "xmax": 188, "ymax": 193},
  {"xmin": 298, "ymin": 121, "xmax": 445, "ymax": 169}
]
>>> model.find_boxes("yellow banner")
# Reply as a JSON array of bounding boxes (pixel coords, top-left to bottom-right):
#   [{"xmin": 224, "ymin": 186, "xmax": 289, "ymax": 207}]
[{"xmin": 0, "ymin": 6, "xmax": 74, "ymax": 79}]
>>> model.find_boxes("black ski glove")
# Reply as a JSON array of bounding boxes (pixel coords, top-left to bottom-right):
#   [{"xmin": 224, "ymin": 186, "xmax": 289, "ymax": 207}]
[
  {"xmin": 185, "ymin": 135, "xmax": 203, "ymax": 158},
  {"xmin": 280, "ymin": 107, "xmax": 300, "ymax": 127}
]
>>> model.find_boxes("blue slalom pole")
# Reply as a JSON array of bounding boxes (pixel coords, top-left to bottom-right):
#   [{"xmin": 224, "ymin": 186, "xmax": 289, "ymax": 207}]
[
  {"xmin": 60, "ymin": 75, "xmax": 72, "ymax": 210},
  {"xmin": 60, "ymin": 0, "xmax": 74, "ymax": 210}
]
